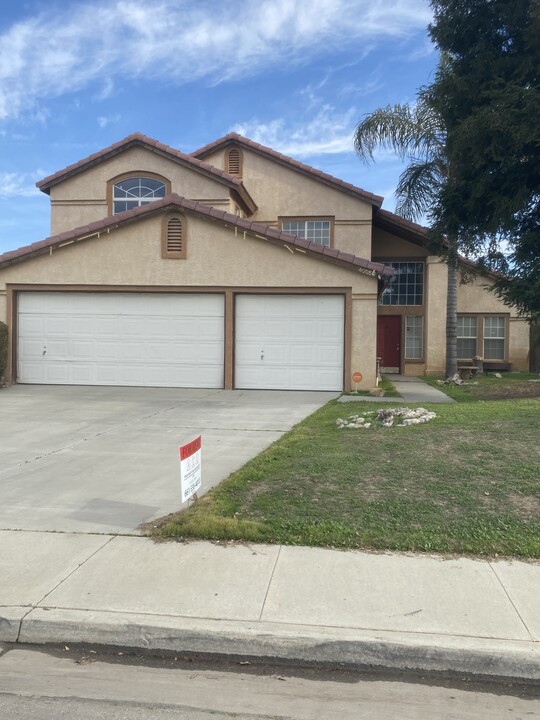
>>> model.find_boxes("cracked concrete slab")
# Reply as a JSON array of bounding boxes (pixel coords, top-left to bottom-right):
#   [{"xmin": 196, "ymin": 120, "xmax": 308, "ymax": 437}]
[{"xmin": 0, "ymin": 531, "xmax": 111, "ymax": 606}]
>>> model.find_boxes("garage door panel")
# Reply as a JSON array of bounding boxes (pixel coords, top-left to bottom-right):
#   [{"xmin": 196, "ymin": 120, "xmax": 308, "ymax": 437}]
[
  {"xmin": 19, "ymin": 340, "xmax": 43, "ymax": 359},
  {"xmin": 70, "ymin": 341, "xmax": 95, "ymax": 360},
  {"xmin": 18, "ymin": 292, "xmax": 224, "ymax": 388},
  {"xmin": 235, "ymin": 294, "xmax": 344, "ymax": 391}
]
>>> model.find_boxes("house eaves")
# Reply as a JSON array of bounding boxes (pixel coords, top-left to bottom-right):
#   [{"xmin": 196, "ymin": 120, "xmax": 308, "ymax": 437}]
[{"xmin": 0, "ymin": 194, "xmax": 393, "ymax": 279}]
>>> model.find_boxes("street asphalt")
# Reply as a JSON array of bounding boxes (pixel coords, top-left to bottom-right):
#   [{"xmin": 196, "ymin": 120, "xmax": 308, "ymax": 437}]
[{"xmin": 0, "ymin": 380, "xmax": 538, "ymax": 681}]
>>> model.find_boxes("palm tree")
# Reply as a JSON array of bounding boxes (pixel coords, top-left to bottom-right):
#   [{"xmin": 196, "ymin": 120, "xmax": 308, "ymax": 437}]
[{"xmin": 354, "ymin": 98, "xmax": 458, "ymax": 378}]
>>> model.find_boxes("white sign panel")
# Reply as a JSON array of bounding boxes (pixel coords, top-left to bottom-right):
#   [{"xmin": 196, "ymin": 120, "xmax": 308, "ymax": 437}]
[{"xmin": 179, "ymin": 435, "xmax": 202, "ymax": 503}]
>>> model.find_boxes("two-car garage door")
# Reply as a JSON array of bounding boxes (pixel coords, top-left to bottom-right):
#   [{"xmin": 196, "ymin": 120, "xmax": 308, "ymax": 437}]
[
  {"xmin": 17, "ymin": 293, "xmax": 225, "ymax": 388},
  {"xmin": 17, "ymin": 292, "xmax": 344, "ymax": 390}
]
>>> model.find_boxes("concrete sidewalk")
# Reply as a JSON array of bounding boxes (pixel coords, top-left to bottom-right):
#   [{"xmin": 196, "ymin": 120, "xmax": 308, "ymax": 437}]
[
  {"xmin": 1, "ymin": 531, "xmax": 539, "ymax": 681},
  {"xmin": 338, "ymin": 376, "xmax": 456, "ymax": 404}
]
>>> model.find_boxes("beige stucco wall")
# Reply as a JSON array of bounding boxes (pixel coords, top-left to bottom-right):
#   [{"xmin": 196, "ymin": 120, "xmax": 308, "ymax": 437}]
[
  {"xmin": 202, "ymin": 148, "xmax": 373, "ymax": 259},
  {"xmin": 372, "ymin": 227, "xmax": 429, "ymax": 259},
  {"xmin": 458, "ymin": 273, "xmax": 529, "ymax": 371},
  {"xmin": 424, "ymin": 257, "xmax": 448, "ymax": 374},
  {"xmin": 48, "ymin": 147, "xmax": 230, "ymax": 235},
  {"xmin": 0, "ymin": 211, "xmax": 380, "ymax": 388},
  {"xmin": 423, "ymin": 259, "xmax": 529, "ymax": 373}
]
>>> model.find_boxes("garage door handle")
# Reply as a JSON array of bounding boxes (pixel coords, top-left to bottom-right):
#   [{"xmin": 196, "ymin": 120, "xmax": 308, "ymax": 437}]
[
  {"xmin": 42, "ymin": 346, "xmax": 47, "ymax": 356},
  {"xmin": 260, "ymin": 351, "xmax": 264, "ymax": 361}
]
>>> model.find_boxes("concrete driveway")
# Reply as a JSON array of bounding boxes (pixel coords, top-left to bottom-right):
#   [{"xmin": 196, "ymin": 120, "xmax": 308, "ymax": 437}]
[{"xmin": 0, "ymin": 385, "xmax": 336, "ymax": 534}]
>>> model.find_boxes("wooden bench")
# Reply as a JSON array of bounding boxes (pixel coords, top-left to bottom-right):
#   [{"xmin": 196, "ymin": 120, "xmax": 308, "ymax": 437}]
[{"xmin": 483, "ymin": 361, "xmax": 512, "ymax": 372}]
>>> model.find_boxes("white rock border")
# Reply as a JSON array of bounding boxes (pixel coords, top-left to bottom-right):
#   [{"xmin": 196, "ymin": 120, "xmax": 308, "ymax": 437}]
[{"xmin": 336, "ymin": 407, "xmax": 437, "ymax": 429}]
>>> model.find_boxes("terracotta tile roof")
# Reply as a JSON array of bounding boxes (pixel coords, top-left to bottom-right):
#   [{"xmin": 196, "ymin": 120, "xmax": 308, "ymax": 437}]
[
  {"xmin": 192, "ymin": 132, "xmax": 384, "ymax": 207},
  {"xmin": 0, "ymin": 194, "xmax": 393, "ymax": 277},
  {"xmin": 35, "ymin": 132, "xmax": 257, "ymax": 214}
]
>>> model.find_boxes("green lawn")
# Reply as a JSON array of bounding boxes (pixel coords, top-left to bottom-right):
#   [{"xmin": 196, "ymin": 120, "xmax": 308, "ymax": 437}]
[
  {"xmin": 423, "ymin": 372, "xmax": 540, "ymax": 402},
  {"xmin": 154, "ymin": 397, "xmax": 540, "ymax": 558}
]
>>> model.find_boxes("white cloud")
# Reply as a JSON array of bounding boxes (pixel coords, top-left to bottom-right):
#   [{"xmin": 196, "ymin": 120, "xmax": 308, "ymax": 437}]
[
  {"xmin": 233, "ymin": 105, "xmax": 359, "ymax": 157},
  {"xmin": 0, "ymin": 171, "xmax": 42, "ymax": 198},
  {"xmin": 0, "ymin": 0, "xmax": 431, "ymax": 121},
  {"xmin": 97, "ymin": 113, "xmax": 121, "ymax": 128}
]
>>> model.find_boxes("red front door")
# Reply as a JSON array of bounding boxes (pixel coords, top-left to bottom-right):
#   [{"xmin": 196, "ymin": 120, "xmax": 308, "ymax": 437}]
[{"xmin": 377, "ymin": 316, "xmax": 401, "ymax": 372}]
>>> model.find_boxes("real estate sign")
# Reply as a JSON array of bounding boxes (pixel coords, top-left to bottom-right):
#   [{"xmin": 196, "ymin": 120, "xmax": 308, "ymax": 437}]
[{"xmin": 179, "ymin": 435, "xmax": 202, "ymax": 503}]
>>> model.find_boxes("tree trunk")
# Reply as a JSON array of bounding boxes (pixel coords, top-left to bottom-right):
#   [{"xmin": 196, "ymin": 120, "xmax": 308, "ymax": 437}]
[{"xmin": 445, "ymin": 236, "xmax": 458, "ymax": 378}]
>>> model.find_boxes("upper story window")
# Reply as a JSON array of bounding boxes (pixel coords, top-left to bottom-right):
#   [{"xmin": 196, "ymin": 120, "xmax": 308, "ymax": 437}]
[
  {"xmin": 280, "ymin": 217, "xmax": 333, "ymax": 247},
  {"xmin": 380, "ymin": 262, "xmax": 424, "ymax": 306},
  {"xmin": 112, "ymin": 176, "xmax": 167, "ymax": 215}
]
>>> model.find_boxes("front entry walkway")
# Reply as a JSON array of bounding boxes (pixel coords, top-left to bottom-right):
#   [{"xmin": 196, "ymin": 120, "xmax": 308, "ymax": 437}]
[{"xmin": 338, "ymin": 375, "xmax": 455, "ymax": 404}]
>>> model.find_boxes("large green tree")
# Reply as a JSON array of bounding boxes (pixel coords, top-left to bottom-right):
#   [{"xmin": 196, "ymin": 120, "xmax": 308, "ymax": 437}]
[
  {"xmin": 427, "ymin": 0, "xmax": 540, "ymax": 314},
  {"xmin": 354, "ymin": 98, "xmax": 460, "ymax": 377}
]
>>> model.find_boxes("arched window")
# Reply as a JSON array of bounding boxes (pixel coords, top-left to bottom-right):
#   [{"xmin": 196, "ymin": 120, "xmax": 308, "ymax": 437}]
[
  {"xmin": 225, "ymin": 147, "xmax": 242, "ymax": 177},
  {"xmin": 113, "ymin": 176, "xmax": 166, "ymax": 214}
]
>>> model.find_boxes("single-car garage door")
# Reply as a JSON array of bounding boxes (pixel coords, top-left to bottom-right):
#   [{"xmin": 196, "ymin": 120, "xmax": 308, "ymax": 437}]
[
  {"xmin": 235, "ymin": 294, "xmax": 344, "ymax": 391},
  {"xmin": 17, "ymin": 292, "xmax": 224, "ymax": 388}
]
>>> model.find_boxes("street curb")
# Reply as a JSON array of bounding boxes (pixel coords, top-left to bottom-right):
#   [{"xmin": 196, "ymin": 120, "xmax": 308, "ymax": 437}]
[{"xmin": 7, "ymin": 608, "xmax": 540, "ymax": 682}]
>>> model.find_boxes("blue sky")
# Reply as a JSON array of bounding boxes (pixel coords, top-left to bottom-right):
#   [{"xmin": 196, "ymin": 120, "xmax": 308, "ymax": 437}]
[{"xmin": 0, "ymin": 0, "xmax": 437, "ymax": 254}]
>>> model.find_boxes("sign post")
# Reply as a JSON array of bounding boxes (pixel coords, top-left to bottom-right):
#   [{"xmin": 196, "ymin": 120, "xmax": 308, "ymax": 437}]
[
  {"xmin": 351, "ymin": 371, "xmax": 363, "ymax": 393},
  {"xmin": 179, "ymin": 435, "xmax": 202, "ymax": 503}
]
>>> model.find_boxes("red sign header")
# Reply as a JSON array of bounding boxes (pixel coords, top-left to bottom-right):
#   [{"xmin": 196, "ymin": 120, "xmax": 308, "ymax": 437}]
[{"xmin": 179, "ymin": 435, "xmax": 202, "ymax": 461}]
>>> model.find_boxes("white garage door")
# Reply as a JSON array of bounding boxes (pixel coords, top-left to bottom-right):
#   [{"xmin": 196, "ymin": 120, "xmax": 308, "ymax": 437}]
[
  {"xmin": 235, "ymin": 294, "xmax": 344, "ymax": 391},
  {"xmin": 17, "ymin": 292, "xmax": 224, "ymax": 388}
]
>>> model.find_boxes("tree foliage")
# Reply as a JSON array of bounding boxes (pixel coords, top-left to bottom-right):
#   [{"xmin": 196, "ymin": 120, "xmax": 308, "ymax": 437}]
[
  {"xmin": 427, "ymin": 0, "xmax": 540, "ymax": 313},
  {"xmin": 354, "ymin": 99, "xmax": 459, "ymax": 377}
]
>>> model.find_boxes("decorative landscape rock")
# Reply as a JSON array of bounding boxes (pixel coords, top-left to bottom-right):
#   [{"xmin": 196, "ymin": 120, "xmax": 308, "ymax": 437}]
[{"xmin": 337, "ymin": 407, "xmax": 436, "ymax": 430}]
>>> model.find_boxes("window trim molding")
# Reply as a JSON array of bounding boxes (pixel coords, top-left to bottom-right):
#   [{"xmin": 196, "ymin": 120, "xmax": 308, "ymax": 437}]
[
  {"xmin": 278, "ymin": 215, "xmax": 335, "ymax": 248},
  {"xmin": 225, "ymin": 146, "xmax": 243, "ymax": 177},
  {"xmin": 161, "ymin": 213, "xmax": 187, "ymax": 259},
  {"xmin": 107, "ymin": 171, "xmax": 171, "ymax": 216}
]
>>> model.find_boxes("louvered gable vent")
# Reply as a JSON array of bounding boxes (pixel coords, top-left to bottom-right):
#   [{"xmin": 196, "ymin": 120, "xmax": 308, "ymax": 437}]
[
  {"xmin": 162, "ymin": 215, "xmax": 187, "ymax": 259},
  {"xmin": 227, "ymin": 147, "xmax": 242, "ymax": 176},
  {"xmin": 167, "ymin": 218, "xmax": 183, "ymax": 253}
]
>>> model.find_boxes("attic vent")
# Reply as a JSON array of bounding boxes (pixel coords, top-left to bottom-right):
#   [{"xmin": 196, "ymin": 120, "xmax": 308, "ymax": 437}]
[
  {"xmin": 226, "ymin": 147, "xmax": 242, "ymax": 176},
  {"xmin": 167, "ymin": 218, "xmax": 183, "ymax": 253},
  {"xmin": 162, "ymin": 215, "xmax": 187, "ymax": 259}
]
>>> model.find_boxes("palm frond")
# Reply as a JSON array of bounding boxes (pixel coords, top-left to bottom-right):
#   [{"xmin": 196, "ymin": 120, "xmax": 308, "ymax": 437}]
[
  {"xmin": 394, "ymin": 159, "xmax": 445, "ymax": 222},
  {"xmin": 354, "ymin": 103, "xmax": 443, "ymax": 165}
]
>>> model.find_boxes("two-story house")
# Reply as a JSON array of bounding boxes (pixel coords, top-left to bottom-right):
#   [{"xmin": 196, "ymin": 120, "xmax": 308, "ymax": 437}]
[{"xmin": 0, "ymin": 132, "xmax": 530, "ymax": 391}]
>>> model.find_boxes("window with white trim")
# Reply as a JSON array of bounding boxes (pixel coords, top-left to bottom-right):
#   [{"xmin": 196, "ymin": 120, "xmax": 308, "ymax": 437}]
[
  {"xmin": 405, "ymin": 316, "xmax": 423, "ymax": 359},
  {"xmin": 457, "ymin": 316, "xmax": 478, "ymax": 358},
  {"xmin": 380, "ymin": 262, "xmax": 424, "ymax": 306},
  {"xmin": 113, "ymin": 177, "xmax": 166, "ymax": 214},
  {"xmin": 281, "ymin": 219, "xmax": 331, "ymax": 246},
  {"xmin": 483, "ymin": 316, "xmax": 505, "ymax": 359}
]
